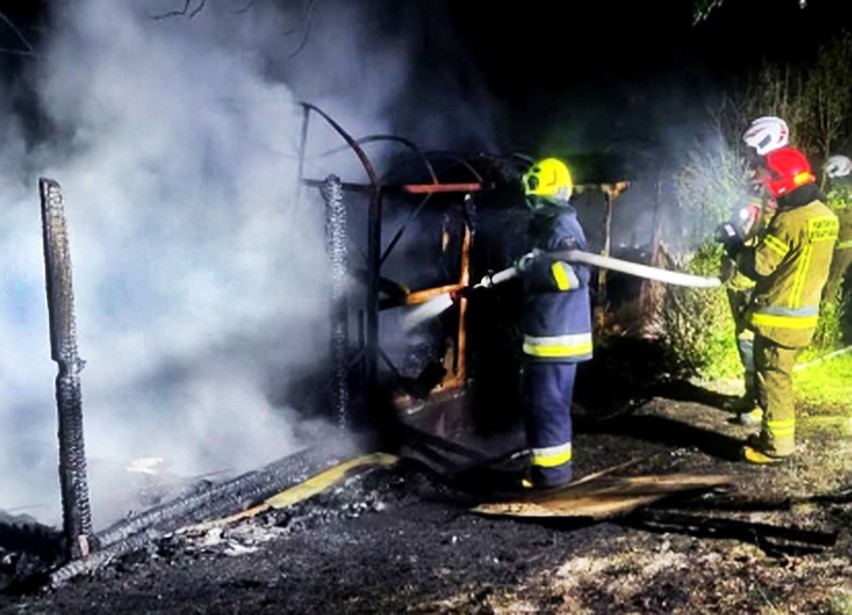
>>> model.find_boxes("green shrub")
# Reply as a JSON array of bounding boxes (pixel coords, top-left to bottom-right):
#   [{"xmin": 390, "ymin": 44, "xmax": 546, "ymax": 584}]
[
  {"xmin": 804, "ymin": 183, "xmax": 852, "ymax": 360},
  {"xmin": 661, "ymin": 242, "xmax": 742, "ymax": 380},
  {"xmin": 809, "ymin": 288, "xmax": 845, "ymax": 357},
  {"xmin": 673, "ymin": 139, "xmax": 749, "ymax": 249}
]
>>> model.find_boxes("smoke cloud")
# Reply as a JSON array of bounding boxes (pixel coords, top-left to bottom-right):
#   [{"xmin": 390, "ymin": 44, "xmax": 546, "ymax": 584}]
[{"xmin": 0, "ymin": 0, "xmax": 496, "ymax": 528}]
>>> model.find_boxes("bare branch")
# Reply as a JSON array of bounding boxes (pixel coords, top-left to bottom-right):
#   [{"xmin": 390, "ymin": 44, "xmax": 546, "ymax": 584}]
[
  {"xmin": 189, "ymin": 0, "xmax": 208, "ymax": 19},
  {"xmin": 0, "ymin": 11, "xmax": 38, "ymax": 56},
  {"xmin": 0, "ymin": 47, "xmax": 36, "ymax": 56},
  {"xmin": 149, "ymin": 0, "xmax": 192, "ymax": 20},
  {"xmin": 288, "ymin": 0, "xmax": 316, "ymax": 59},
  {"xmin": 148, "ymin": 0, "xmax": 315, "ymax": 57},
  {"xmin": 149, "ymin": 0, "xmax": 207, "ymax": 20},
  {"xmin": 692, "ymin": 0, "xmax": 725, "ymax": 25},
  {"xmin": 231, "ymin": 0, "xmax": 297, "ymax": 34},
  {"xmin": 231, "ymin": 0, "xmax": 258, "ymax": 15}
]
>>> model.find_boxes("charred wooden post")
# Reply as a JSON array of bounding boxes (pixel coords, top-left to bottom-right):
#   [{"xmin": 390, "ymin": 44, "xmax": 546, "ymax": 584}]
[
  {"xmin": 39, "ymin": 178, "xmax": 94, "ymax": 560},
  {"xmin": 297, "ymin": 103, "xmax": 383, "ymax": 419},
  {"xmin": 441, "ymin": 207, "xmax": 473, "ymax": 390},
  {"xmin": 322, "ymin": 174, "xmax": 349, "ymax": 428},
  {"xmin": 585, "ymin": 182, "xmax": 628, "ymax": 331}
]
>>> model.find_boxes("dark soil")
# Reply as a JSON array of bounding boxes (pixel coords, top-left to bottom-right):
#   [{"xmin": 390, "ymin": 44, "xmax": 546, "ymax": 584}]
[{"xmin": 1, "ymin": 388, "xmax": 851, "ymax": 615}]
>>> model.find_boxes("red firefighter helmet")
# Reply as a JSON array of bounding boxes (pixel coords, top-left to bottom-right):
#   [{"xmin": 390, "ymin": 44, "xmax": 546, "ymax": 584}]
[{"xmin": 760, "ymin": 146, "xmax": 816, "ymax": 198}]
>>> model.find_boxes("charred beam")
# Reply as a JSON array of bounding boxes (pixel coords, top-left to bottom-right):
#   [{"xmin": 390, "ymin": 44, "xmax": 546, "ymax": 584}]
[
  {"xmin": 49, "ymin": 446, "xmax": 343, "ymax": 585},
  {"xmin": 50, "ymin": 529, "xmax": 160, "ymax": 588},
  {"xmin": 50, "ymin": 444, "xmax": 360, "ymax": 587},
  {"xmin": 94, "ymin": 447, "xmax": 335, "ymax": 549},
  {"xmin": 39, "ymin": 178, "xmax": 93, "ymax": 561},
  {"xmin": 379, "ymin": 283, "xmax": 466, "ymax": 310},
  {"xmin": 301, "ymin": 179, "xmax": 486, "ymax": 195}
]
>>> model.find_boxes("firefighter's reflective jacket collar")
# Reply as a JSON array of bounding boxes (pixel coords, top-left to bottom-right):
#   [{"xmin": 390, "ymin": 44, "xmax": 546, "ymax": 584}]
[
  {"xmin": 528, "ymin": 200, "xmax": 579, "ymax": 238},
  {"xmin": 776, "ymin": 184, "xmax": 826, "ymax": 211},
  {"xmin": 527, "ymin": 195, "xmax": 571, "ymax": 210}
]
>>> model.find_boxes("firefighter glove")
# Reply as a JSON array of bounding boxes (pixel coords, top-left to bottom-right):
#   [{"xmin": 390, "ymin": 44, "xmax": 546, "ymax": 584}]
[
  {"xmin": 714, "ymin": 221, "xmax": 745, "ymax": 257},
  {"xmin": 516, "ymin": 249, "xmax": 542, "ymax": 272}
]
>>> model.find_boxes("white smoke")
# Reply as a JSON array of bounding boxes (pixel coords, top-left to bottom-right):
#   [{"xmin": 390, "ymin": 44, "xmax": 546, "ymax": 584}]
[
  {"xmin": 0, "ymin": 0, "xmax": 497, "ymax": 529},
  {"xmin": 0, "ymin": 0, "xmax": 324, "ymax": 528}
]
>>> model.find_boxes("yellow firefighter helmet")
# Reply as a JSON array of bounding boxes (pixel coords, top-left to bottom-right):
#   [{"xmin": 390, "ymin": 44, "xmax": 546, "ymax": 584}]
[{"xmin": 522, "ymin": 157, "xmax": 573, "ymax": 200}]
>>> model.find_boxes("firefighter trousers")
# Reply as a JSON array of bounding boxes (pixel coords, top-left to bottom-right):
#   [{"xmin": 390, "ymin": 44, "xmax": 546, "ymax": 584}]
[
  {"xmin": 520, "ymin": 361, "xmax": 575, "ymax": 487},
  {"xmin": 754, "ymin": 335, "xmax": 798, "ymax": 457},
  {"xmin": 727, "ymin": 288, "xmax": 756, "ymax": 402}
]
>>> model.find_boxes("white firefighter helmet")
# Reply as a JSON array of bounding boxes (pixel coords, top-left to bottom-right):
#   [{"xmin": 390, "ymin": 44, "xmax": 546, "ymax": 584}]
[
  {"xmin": 743, "ymin": 116, "xmax": 790, "ymax": 155},
  {"xmin": 824, "ymin": 154, "xmax": 852, "ymax": 179}
]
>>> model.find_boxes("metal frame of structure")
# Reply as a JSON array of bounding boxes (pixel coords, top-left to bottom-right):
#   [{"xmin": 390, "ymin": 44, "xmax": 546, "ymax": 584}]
[{"xmin": 297, "ymin": 103, "xmax": 490, "ymax": 425}]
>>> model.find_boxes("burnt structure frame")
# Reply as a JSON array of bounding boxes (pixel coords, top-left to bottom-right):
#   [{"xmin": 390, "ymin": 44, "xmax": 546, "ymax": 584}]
[{"xmin": 297, "ymin": 103, "xmax": 490, "ymax": 424}]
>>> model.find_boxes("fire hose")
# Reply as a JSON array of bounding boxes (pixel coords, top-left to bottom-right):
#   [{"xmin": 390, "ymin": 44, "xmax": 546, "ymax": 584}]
[
  {"xmin": 475, "ymin": 249, "xmax": 721, "ymax": 290},
  {"xmin": 401, "ymin": 249, "xmax": 719, "ymax": 332}
]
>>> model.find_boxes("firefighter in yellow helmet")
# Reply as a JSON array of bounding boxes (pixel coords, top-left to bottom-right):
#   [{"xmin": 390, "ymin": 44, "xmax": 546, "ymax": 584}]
[
  {"xmin": 514, "ymin": 157, "xmax": 593, "ymax": 488},
  {"xmin": 719, "ymin": 146, "xmax": 838, "ymax": 463}
]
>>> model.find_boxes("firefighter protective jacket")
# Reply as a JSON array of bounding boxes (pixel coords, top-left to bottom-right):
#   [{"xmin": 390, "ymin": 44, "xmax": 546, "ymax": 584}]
[
  {"xmin": 724, "ymin": 192, "xmax": 775, "ymax": 293},
  {"xmin": 742, "ymin": 185, "xmax": 839, "ymax": 347},
  {"xmin": 520, "ymin": 200, "xmax": 593, "ymax": 362}
]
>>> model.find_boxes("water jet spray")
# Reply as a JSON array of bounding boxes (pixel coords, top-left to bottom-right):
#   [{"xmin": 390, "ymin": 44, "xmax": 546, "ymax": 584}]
[{"xmin": 401, "ymin": 248, "xmax": 721, "ymax": 332}]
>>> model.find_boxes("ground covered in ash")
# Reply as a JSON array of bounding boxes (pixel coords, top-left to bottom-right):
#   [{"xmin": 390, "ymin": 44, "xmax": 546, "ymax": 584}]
[{"xmin": 1, "ymin": 384, "xmax": 852, "ymax": 614}]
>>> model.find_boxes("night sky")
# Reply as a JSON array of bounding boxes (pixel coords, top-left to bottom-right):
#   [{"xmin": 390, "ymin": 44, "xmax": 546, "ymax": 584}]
[
  {"xmin": 2, "ymin": 0, "xmax": 851, "ymax": 165},
  {"xmin": 444, "ymin": 0, "xmax": 852, "ymax": 157}
]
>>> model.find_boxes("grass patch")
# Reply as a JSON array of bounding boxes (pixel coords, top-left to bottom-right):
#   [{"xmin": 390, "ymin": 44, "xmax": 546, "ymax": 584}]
[{"xmin": 794, "ymin": 349, "xmax": 852, "ymax": 415}]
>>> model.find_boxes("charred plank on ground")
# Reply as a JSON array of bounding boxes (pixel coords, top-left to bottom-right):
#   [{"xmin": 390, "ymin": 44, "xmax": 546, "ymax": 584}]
[{"xmin": 471, "ymin": 473, "xmax": 732, "ymax": 519}]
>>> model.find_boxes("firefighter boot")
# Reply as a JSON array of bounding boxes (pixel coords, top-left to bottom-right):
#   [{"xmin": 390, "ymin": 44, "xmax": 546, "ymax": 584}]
[
  {"xmin": 521, "ymin": 462, "xmax": 574, "ymax": 491},
  {"xmin": 742, "ymin": 432, "xmax": 792, "ymax": 464},
  {"xmin": 728, "ymin": 371, "xmax": 762, "ymax": 426}
]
